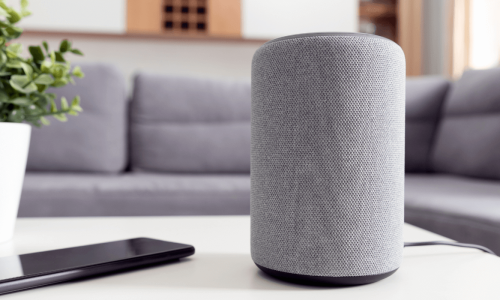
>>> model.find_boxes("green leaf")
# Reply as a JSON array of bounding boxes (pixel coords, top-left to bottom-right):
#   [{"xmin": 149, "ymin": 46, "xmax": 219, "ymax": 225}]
[
  {"xmin": 20, "ymin": 62, "xmax": 33, "ymax": 78},
  {"xmin": 0, "ymin": 71, "xmax": 10, "ymax": 76},
  {"xmin": 68, "ymin": 110, "xmax": 78, "ymax": 116},
  {"xmin": 72, "ymin": 66, "xmax": 84, "ymax": 78},
  {"xmin": 50, "ymin": 51, "xmax": 55, "ymax": 63},
  {"xmin": 7, "ymin": 9, "xmax": 21, "ymax": 24},
  {"xmin": 71, "ymin": 95, "xmax": 80, "ymax": 105},
  {"xmin": 42, "ymin": 41, "xmax": 49, "ymax": 53},
  {"xmin": 60, "ymin": 96, "xmax": 68, "ymax": 110},
  {"xmin": 54, "ymin": 51, "xmax": 65, "ymax": 62},
  {"xmin": 40, "ymin": 116, "xmax": 50, "ymax": 125},
  {"xmin": 0, "ymin": 6, "xmax": 10, "ymax": 17},
  {"xmin": 6, "ymin": 61, "xmax": 22, "ymax": 68},
  {"xmin": 34, "ymin": 74, "xmax": 54, "ymax": 85},
  {"xmin": 52, "ymin": 77, "xmax": 68, "ymax": 87},
  {"xmin": 29, "ymin": 46, "xmax": 45, "ymax": 62},
  {"xmin": 4, "ymin": 26, "xmax": 22, "ymax": 40},
  {"xmin": 0, "ymin": 51, "xmax": 6, "ymax": 63},
  {"xmin": 10, "ymin": 75, "xmax": 37, "ymax": 93},
  {"xmin": 0, "ymin": 91, "xmax": 8, "ymax": 102},
  {"xmin": 8, "ymin": 26, "xmax": 22, "ymax": 33},
  {"xmin": 20, "ymin": 0, "xmax": 30, "ymax": 17},
  {"xmin": 50, "ymin": 98, "xmax": 57, "ymax": 112},
  {"xmin": 9, "ymin": 97, "xmax": 31, "ymax": 106},
  {"xmin": 53, "ymin": 113, "xmax": 67, "ymax": 122},
  {"xmin": 41, "ymin": 61, "xmax": 52, "ymax": 73},
  {"xmin": 6, "ymin": 43, "xmax": 22, "ymax": 58},
  {"xmin": 8, "ymin": 109, "xmax": 23, "ymax": 122},
  {"xmin": 36, "ymin": 84, "xmax": 47, "ymax": 93},
  {"xmin": 59, "ymin": 40, "xmax": 71, "ymax": 53},
  {"xmin": 71, "ymin": 95, "xmax": 83, "ymax": 112},
  {"xmin": 69, "ymin": 49, "xmax": 83, "ymax": 56},
  {"xmin": 51, "ymin": 64, "xmax": 66, "ymax": 78}
]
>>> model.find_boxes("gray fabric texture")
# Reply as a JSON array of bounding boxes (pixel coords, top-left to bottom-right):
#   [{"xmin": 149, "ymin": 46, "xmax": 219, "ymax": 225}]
[
  {"xmin": 131, "ymin": 73, "xmax": 251, "ymax": 173},
  {"xmin": 405, "ymin": 174, "xmax": 500, "ymax": 255},
  {"xmin": 251, "ymin": 34, "xmax": 405, "ymax": 277},
  {"xmin": 19, "ymin": 172, "xmax": 250, "ymax": 217},
  {"xmin": 26, "ymin": 63, "xmax": 127, "ymax": 173},
  {"xmin": 432, "ymin": 68, "xmax": 500, "ymax": 179},
  {"xmin": 405, "ymin": 77, "xmax": 449, "ymax": 172}
]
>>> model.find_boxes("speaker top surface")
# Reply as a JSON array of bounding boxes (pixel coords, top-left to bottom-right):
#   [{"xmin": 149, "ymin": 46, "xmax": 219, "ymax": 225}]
[{"xmin": 265, "ymin": 32, "xmax": 394, "ymax": 46}]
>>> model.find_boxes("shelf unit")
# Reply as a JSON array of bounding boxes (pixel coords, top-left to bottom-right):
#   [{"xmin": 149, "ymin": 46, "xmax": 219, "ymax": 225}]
[{"xmin": 126, "ymin": 0, "xmax": 241, "ymax": 38}]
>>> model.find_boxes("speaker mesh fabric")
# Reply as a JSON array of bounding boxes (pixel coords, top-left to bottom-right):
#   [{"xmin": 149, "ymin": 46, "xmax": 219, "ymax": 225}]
[{"xmin": 251, "ymin": 33, "xmax": 405, "ymax": 278}]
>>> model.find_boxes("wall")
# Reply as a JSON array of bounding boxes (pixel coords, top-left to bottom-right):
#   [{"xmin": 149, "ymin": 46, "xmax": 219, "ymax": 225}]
[
  {"xmin": 11, "ymin": 0, "xmax": 127, "ymax": 33},
  {"xmin": 242, "ymin": 0, "xmax": 358, "ymax": 39}
]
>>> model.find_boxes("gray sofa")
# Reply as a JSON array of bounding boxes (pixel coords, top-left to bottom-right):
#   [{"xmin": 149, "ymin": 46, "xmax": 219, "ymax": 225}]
[{"xmin": 19, "ymin": 63, "xmax": 500, "ymax": 254}]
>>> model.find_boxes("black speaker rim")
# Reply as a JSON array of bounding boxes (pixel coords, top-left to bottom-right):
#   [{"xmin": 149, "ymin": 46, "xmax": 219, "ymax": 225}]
[
  {"xmin": 265, "ymin": 32, "xmax": 393, "ymax": 46},
  {"xmin": 256, "ymin": 263, "xmax": 398, "ymax": 286}
]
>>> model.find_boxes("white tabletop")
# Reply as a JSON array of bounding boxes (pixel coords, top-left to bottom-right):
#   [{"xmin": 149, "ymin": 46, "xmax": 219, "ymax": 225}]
[{"xmin": 0, "ymin": 216, "xmax": 499, "ymax": 299}]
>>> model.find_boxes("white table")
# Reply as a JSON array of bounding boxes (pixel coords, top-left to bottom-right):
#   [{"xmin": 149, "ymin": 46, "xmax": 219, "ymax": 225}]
[{"xmin": 1, "ymin": 216, "xmax": 499, "ymax": 299}]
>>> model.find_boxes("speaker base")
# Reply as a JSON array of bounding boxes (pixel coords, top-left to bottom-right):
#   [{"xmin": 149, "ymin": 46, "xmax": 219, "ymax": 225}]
[{"xmin": 256, "ymin": 264, "xmax": 398, "ymax": 286}]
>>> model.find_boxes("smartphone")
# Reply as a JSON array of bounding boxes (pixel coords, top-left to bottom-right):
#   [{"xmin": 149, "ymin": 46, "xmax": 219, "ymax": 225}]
[{"xmin": 0, "ymin": 237, "xmax": 194, "ymax": 295}]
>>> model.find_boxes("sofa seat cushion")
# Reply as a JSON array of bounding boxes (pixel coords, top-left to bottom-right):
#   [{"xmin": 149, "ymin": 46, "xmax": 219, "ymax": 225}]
[
  {"xmin": 405, "ymin": 174, "xmax": 500, "ymax": 254},
  {"xmin": 19, "ymin": 173, "xmax": 250, "ymax": 217}
]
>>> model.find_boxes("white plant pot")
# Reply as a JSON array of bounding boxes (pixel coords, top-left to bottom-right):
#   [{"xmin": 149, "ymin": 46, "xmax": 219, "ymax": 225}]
[{"xmin": 0, "ymin": 123, "xmax": 31, "ymax": 244}]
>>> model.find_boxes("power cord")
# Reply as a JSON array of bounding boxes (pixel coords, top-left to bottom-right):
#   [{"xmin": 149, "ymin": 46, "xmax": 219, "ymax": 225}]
[{"xmin": 404, "ymin": 241, "xmax": 496, "ymax": 255}]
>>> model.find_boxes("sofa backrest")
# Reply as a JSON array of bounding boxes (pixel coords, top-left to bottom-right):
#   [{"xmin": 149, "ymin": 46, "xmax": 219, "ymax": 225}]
[
  {"xmin": 131, "ymin": 73, "xmax": 251, "ymax": 173},
  {"xmin": 431, "ymin": 67, "xmax": 500, "ymax": 179},
  {"xmin": 27, "ymin": 63, "xmax": 128, "ymax": 173},
  {"xmin": 405, "ymin": 77, "xmax": 449, "ymax": 172}
]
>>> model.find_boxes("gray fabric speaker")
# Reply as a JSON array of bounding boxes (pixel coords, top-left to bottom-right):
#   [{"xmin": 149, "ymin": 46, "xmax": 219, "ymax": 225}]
[{"xmin": 251, "ymin": 33, "xmax": 405, "ymax": 286}]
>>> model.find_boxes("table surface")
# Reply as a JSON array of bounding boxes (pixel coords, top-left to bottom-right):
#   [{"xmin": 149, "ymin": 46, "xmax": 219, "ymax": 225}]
[{"xmin": 1, "ymin": 216, "xmax": 499, "ymax": 299}]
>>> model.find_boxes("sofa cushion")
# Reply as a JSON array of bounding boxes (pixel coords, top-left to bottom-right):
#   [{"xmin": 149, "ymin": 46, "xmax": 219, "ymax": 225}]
[
  {"xmin": 131, "ymin": 73, "xmax": 251, "ymax": 173},
  {"xmin": 405, "ymin": 174, "xmax": 500, "ymax": 255},
  {"xmin": 26, "ymin": 63, "xmax": 127, "ymax": 173},
  {"xmin": 405, "ymin": 77, "xmax": 449, "ymax": 172},
  {"xmin": 19, "ymin": 172, "xmax": 250, "ymax": 217},
  {"xmin": 431, "ymin": 68, "xmax": 500, "ymax": 179}
]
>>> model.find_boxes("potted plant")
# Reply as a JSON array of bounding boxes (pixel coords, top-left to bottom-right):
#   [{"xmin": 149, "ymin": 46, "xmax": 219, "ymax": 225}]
[{"xmin": 0, "ymin": 0, "xmax": 84, "ymax": 243}]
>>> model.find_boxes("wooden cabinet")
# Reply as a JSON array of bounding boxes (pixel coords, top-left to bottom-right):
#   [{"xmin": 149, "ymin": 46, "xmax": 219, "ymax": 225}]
[{"xmin": 126, "ymin": 0, "xmax": 241, "ymax": 37}]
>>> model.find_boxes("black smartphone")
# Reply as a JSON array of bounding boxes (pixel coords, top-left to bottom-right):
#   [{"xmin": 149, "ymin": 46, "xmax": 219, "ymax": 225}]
[{"xmin": 0, "ymin": 237, "xmax": 194, "ymax": 295}]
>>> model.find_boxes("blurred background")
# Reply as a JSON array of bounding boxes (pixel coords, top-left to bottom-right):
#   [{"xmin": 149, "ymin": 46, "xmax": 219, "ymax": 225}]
[
  {"xmin": 5, "ymin": 0, "xmax": 500, "ymax": 255},
  {"xmin": 9, "ymin": 0, "xmax": 497, "ymax": 86}
]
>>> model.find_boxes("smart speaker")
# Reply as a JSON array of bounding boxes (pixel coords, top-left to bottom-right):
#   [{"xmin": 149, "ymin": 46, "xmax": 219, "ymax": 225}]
[{"xmin": 251, "ymin": 33, "xmax": 405, "ymax": 286}]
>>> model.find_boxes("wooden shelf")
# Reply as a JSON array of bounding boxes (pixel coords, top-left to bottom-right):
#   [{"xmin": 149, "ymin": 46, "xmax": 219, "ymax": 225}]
[{"xmin": 21, "ymin": 30, "xmax": 267, "ymax": 44}]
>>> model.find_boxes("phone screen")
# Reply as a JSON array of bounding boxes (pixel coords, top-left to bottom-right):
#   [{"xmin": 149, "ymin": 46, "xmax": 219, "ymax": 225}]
[{"xmin": 0, "ymin": 238, "xmax": 190, "ymax": 282}]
